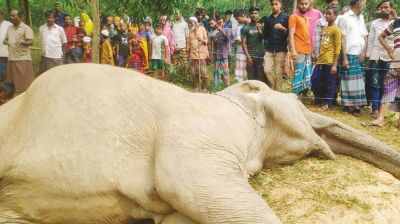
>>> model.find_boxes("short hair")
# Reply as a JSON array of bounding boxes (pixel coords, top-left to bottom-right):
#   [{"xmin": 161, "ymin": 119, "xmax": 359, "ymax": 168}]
[
  {"xmin": 54, "ymin": 2, "xmax": 62, "ymax": 6},
  {"xmin": 270, "ymin": 0, "xmax": 282, "ymax": 3},
  {"xmin": 9, "ymin": 9, "xmax": 23, "ymax": 18},
  {"xmin": 248, "ymin": 6, "xmax": 260, "ymax": 14},
  {"xmin": 326, "ymin": 6, "xmax": 339, "ymax": 15},
  {"xmin": 64, "ymin": 14, "xmax": 71, "ymax": 18},
  {"xmin": 326, "ymin": 0, "xmax": 336, "ymax": 3},
  {"xmin": 379, "ymin": 0, "xmax": 393, "ymax": 8},
  {"xmin": 195, "ymin": 9, "xmax": 202, "ymax": 17},
  {"xmin": 225, "ymin": 10, "xmax": 233, "ymax": 15},
  {"xmin": 215, "ymin": 15, "xmax": 223, "ymax": 21},
  {"xmin": 349, "ymin": 0, "xmax": 360, "ymax": 7},
  {"xmin": 234, "ymin": 9, "xmax": 245, "ymax": 18},
  {"xmin": 44, "ymin": 10, "xmax": 55, "ymax": 18},
  {"xmin": 155, "ymin": 24, "xmax": 163, "ymax": 29}
]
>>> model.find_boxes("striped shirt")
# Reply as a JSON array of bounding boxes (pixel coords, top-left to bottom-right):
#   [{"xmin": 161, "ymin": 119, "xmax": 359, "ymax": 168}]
[{"xmin": 384, "ymin": 19, "xmax": 400, "ymax": 68}]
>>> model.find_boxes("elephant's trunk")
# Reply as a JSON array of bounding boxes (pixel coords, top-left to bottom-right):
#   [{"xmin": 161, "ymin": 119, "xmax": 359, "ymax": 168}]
[{"xmin": 307, "ymin": 111, "xmax": 400, "ymax": 179}]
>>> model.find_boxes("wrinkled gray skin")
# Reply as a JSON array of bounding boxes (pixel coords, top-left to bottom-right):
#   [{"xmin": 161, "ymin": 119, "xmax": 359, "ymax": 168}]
[{"xmin": 0, "ymin": 64, "xmax": 399, "ymax": 224}]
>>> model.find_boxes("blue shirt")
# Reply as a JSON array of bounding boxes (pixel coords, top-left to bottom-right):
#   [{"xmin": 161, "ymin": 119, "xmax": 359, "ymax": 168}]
[{"xmin": 55, "ymin": 12, "xmax": 66, "ymax": 27}]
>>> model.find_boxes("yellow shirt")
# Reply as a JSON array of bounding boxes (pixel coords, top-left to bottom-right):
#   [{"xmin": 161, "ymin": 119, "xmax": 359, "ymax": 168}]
[
  {"xmin": 316, "ymin": 24, "xmax": 342, "ymax": 65},
  {"xmin": 101, "ymin": 40, "xmax": 114, "ymax": 65}
]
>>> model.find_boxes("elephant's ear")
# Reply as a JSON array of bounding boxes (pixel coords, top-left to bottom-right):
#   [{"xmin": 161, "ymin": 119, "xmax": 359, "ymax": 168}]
[{"xmin": 217, "ymin": 81, "xmax": 271, "ymax": 127}]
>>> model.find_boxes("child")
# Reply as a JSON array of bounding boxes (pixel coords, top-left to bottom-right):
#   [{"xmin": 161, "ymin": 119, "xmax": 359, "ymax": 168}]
[
  {"xmin": 127, "ymin": 31, "xmax": 145, "ymax": 72},
  {"xmin": 82, "ymin": 36, "xmax": 92, "ymax": 63},
  {"xmin": 151, "ymin": 24, "xmax": 169, "ymax": 78},
  {"xmin": 311, "ymin": 6, "xmax": 341, "ymax": 111},
  {"xmin": 100, "ymin": 30, "xmax": 114, "ymax": 65},
  {"xmin": 116, "ymin": 22, "xmax": 130, "ymax": 67},
  {"xmin": 213, "ymin": 17, "xmax": 230, "ymax": 89}
]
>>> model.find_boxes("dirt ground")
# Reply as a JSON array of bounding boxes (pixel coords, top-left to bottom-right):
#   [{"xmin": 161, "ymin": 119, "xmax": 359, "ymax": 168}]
[{"xmin": 250, "ymin": 105, "xmax": 400, "ymax": 224}]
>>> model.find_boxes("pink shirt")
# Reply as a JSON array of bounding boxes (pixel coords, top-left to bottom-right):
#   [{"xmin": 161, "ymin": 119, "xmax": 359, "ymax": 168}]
[{"xmin": 295, "ymin": 8, "xmax": 323, "ymax": 51}]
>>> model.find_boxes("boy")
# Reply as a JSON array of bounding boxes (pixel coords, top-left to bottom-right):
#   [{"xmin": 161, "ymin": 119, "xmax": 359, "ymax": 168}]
[
  {"xmin": 289, "ymin": 0, "xmax": 313, "ymax": 96},
  {"xmin": 213, "ymin": 16, "xmax": 230, "ymax": 89},
  {"xmin": 263, "ymin": 0, "xmax": 289, "ymax": 91},
  {"xmin": 151, "ymin": 24, "xmax": 169, "ymax": 78},
  {"xmin": 100, "ymin": 29, "xmax": 114, "ymax": 65},
  {"xmin": 311, "ymin": 7, "xmax": 341, "ymax": 111},
  {"xmin": 116, "ymin": 22, "xmax": 130, "ymax": 67}
]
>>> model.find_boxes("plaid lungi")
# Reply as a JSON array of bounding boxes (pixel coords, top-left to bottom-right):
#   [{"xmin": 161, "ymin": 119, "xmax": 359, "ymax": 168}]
[
  {"xmin": 214, "ymin": 58, "xmax": 230, "ymax": 88},
  {"xmin": 172, "ymin": 48, "xmax": 188, "ymax": 66},
  {"xmin": 235, "ymin": 53, "xmax": 247, "ymax": 82},
  {"xmin": 340, "ymin": 54, "xmax": 367, "ymax": 107},
  {"xmin": 39, "ymin": 56, "xmax": 63, "ymax": 75},
  {"xmin": 381, "ymin": 68, "xmax": 400, "ymax": 112},
  {"xmin": 292, "ymin": 54, "xmax": 312, "ymax": 94},
  {"xmin": 6, "ymin": 60, "xmax": 35, "ymax": 91}
]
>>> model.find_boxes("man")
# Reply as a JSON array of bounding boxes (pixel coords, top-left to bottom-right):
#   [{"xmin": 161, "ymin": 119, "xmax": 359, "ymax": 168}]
[
  {"xmin": 366, "ymin": 0, "xmax": 395, "ymax": 117},
  {"xmin": 233, "ymin": 10, "xmax": 250, "ymax": 82},
  {"xmin": 289, "ymin": 0, "xmax": 313, "ymax": 96},
  {"xmin": 314, "ymin": 0, "xmax": 340, "ymax": 59},
  {"xmin": 263, "ymin": 0, "xmax": 289, "ymax": 91},
  {"xmin": 338, "ymin": 0, "xmax": 368, "ymax": 116},
  {"xmin": 39, "ymin": 11, "xmax": 67, "ymax": 74},
  {"xmin": 63, "ymin": 14, "xmax": 81, "ymax": 64},
  {"xmin": 2, "ymin": 9, "xmax": 34, "ymax": 92},
  {"xmin": 54, "ymin": 2, "xmax": 66, "ymax": 27},
  {"xmin": 172, "ymin": 12, "xmax": 189, "ymax": 66},
  {"xmin": 188, "ymin": 16, "xmax": 209, "ymax": 90},
  {"xmin": 242, "ymin": 7, "xmax": 266, "ymax": 83},
  {"xmin": 213, "ymin": 16, "xmax": 230, "ymax": 89},
  {"xmin": 0, "ymin": 10, "xmax": 12, "ymax": 82},
  {"xmin": 295, "ymin": 0, "xmax": 323, "ymax": 54}
]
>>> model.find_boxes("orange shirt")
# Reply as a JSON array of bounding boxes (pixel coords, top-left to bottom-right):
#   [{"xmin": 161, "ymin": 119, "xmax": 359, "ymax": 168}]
[{"xmin": 289, "ymin": 14, "xmax": 311, "ymax": 55}]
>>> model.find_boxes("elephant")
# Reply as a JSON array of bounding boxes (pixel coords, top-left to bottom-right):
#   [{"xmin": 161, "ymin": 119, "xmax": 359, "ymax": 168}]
[{"xmin": 0, "ymin": 64, "xmax": 399, "ymax": 224}]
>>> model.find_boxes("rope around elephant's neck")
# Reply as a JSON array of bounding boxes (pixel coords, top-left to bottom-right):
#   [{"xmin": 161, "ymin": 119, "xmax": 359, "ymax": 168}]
[{"xmin": 215, "ymin": 93, "xmax": 265, "ymax": 128}]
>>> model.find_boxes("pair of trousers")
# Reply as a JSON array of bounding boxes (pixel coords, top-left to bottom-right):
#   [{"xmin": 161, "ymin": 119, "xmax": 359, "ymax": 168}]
[
  {"xmin": 263, "ymin": 51, "xmax": 286, "ymax": 91},
  {"xmin": 246, "ymin": 56, "xmax": 267, "ymax": 84},
  {"xmin": 368, "ymin": 60, "xmax": 391, "ymax": 111},
  {"xmin": 311, "ymin": 64, "xmax": 336, "ymax": 106}
]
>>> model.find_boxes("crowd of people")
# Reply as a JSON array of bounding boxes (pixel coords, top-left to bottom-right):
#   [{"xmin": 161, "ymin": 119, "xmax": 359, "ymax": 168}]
[{"xmin": 0, "ymin": 0, "xmax": 399, "ymax": 129}]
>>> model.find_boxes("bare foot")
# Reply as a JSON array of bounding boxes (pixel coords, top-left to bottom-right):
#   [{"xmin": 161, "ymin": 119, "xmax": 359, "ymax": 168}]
[
  {"xmin": 318, "ymin": 105, "xmax": 329, "ymax": 112},
  {"xmin": 370, "ymin": 119, "xmax": 385, "ymax": 127}
]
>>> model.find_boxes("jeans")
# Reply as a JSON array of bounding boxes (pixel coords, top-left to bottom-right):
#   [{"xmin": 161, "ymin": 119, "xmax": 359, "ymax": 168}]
[{"xmin": 368, "ymin": 60, "xmax": 391, "ymax": 111}]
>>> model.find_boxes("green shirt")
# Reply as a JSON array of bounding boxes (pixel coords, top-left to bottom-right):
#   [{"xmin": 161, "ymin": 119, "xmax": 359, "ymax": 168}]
[{"xmin": 241, "ymin": 23, "xmax": 264, "ymax": 57}]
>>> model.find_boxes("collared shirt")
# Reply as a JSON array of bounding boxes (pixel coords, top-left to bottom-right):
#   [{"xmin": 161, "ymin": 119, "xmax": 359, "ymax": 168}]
[
  {"xmin": 338, "ymin": 10, "xmax": 368, "ymax": 55},
  {"xmin": 383, "ymin": 19, "xmax": 400, "ymax": 68},
  {"xmin": 5, "ymin": 22, "xmax": 34, "ymax": 61},
  {"xmin": 172, "ymin": 19, "xmax": 189, "ymax": 49},
  {"xmin": 189, "ymin": 26, "xmax": 208, "ymax": 59},
  {"xmin": 0, "ymin": 20, "xmax": 12, "ymax": 57},
  {"xmin": 55, "ymin": 12, "xmax": 66, "ymax": 26},
  {"xmin": 263, "ymin": 12, "xmax": 289, "ymax": 53},
  {"xmin": 214, "ymin": 29, "xmax": 229, "ymax": 60},
  {"xmin": 63, "ymin": 25, "xmax": 79, "ymax": 49},
  {"xmin": 39, "ymin": 24, "xmax": 67, "ymax": 59},
  {"xmin": 366, "ymin": 18, "xmax": 394, "ymax": 61}
]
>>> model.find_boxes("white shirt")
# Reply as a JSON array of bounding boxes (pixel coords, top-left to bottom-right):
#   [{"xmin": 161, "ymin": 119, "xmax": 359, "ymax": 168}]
[
  {"xmin": 235, "ymin": 24, "xmax": 244, "ymax": 54},
  {"xmin": 338, "ymin": 10, "xmax": 368, "ymax": 55},
  {"xmin": 151, "ymin": 35, "xmax": 169, "ymax": 60},
  {"xmin": 0, "ymin": 20, "xmax": 12, "ymax": 57},
  {"xmin": 172, "ymin": 19, "xmax": 189, "ymax": 49},
  {"xmin": 366, "ymin": 18, "xmax": 394, "ymax": 61},
  {"xmin": 39, "ymin": 24, "xmax": 67, "ymax": 59}
]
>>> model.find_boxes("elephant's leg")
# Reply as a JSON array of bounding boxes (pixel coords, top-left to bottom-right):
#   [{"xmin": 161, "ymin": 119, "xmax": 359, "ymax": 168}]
[
  {"xmin": 155, "ymin": 212, "xmax": 198, "ymax": 224},
  {"xmin": 154, "ymin": 141, "xmax": 282, "ymax": 224}
]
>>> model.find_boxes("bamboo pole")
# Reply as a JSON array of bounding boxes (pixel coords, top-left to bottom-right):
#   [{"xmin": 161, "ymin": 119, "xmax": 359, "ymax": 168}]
[
  {"xmin": 24, "ymin": 0, "xmax": 32, "ymax": 27},
  {"xmin": 91, "ymin": 0, "xmax": 100, "ymax": 63}
]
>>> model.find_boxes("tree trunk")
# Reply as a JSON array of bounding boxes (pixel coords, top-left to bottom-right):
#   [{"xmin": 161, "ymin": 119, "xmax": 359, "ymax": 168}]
[
  {"xmin": 24, "ymin": 0, "xmax": 32, "ymax": 27},
  {"xmin": 6, "ymin": 0, "xmax": 12, "ymax": 13},
  {"xmin": 91, "ymin": 0, "xmax": 100, "ymax": 63}
]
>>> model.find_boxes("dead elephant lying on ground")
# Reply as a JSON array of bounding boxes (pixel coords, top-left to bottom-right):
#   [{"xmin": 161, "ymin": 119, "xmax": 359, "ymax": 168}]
[{"xmin": 0, "ymin": 64, "xmax": 399, "ymax": 224}]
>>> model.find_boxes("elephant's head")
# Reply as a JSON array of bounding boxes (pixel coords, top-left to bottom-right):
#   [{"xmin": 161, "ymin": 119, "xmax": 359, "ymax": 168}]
[{"xmin": 218, "ymin": 81, "xmax": 400, "ymax": 179}]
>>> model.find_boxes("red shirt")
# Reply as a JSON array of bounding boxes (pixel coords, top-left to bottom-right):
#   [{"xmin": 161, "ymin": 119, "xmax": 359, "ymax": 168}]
[{"xmin": 64, "ymin": 25, "xmax": 79, "ymax": 49}]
